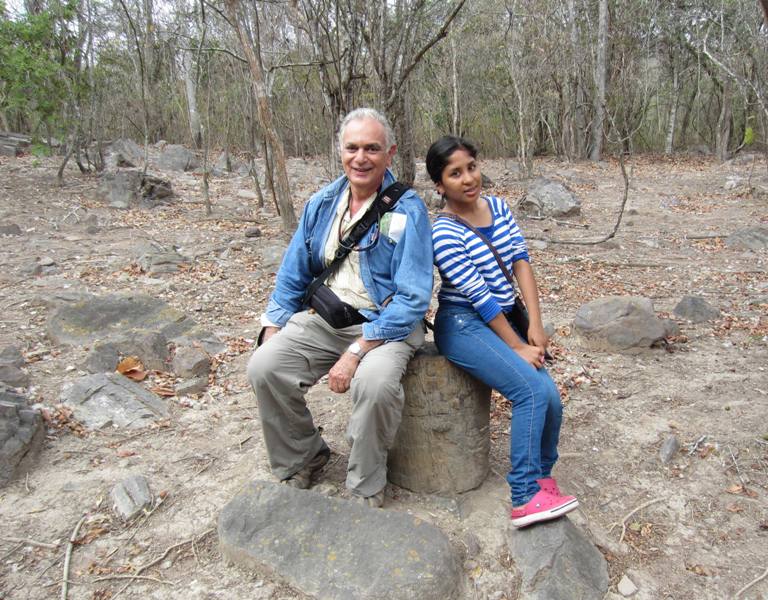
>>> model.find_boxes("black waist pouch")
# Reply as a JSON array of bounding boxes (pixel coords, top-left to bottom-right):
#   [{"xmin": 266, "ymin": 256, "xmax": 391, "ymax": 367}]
[{"xmin": 308, "ymin": 284, "xmax": 368, "ymax": 329}]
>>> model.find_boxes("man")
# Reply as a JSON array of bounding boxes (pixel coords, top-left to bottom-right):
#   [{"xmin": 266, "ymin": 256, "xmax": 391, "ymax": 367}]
[{"xmin": 247, "ymin": 108, "xmax": 433, "ymax": 507}]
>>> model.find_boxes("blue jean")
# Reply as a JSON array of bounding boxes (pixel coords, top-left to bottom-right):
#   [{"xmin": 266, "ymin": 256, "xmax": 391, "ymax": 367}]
[{"xmin": 434, "ymin": 305, "xmax": 563, "ymax": 505}]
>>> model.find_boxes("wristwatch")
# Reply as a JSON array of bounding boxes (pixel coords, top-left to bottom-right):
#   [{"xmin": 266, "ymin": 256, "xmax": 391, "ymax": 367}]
[{"xmin": 347, "ymin": 341, "xmax": 366, "ymax": 359}]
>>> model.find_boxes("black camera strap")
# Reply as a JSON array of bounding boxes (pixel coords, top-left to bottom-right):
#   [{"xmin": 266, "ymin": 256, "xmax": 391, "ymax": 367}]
[{"xmin": 303, "ymin": 181, "xmax": 410, "ymax": 306}]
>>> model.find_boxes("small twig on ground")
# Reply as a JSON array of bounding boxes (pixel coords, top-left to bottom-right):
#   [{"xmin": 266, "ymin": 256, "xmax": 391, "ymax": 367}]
[
  {"xmin": 2, "ymin": 537, "xmax": 60, "ymax": 550},
  {"xmin": 1, "ymin": 542, "xmax": 23, "ymax": 561},
  {"xmin": 612, "ymin": 497, "xmax": 665, "ymax": 545},
  {"xmin": 727, "ymin": 445, "xmax": 747, "ymax": 487},
  {"xmin": 110, "ymin": 528, "xmax": 215, "ymax": 599},
  {"xmin": 688, "ymin": 435, "xmax": 708, "ymax": 456},
  {"xmin": 61, "ymin": 514, "xmax": 87, "ymax": 600},
  {"xmin": 237, "ymin": 435, "xmax": 252, "ymax": 450},
  {"xmin": 552, "ymin": 218, "xmax": 589, "ymax": 229},
  {"xmin": 93, "ymin": 574, "xmax": 174, "ymax": 586},
  {"xmin": 734, "ymin": 566, "xmax": 768, "ymax": 598},
  {"xmin": 194, "ymin": 456, "xmax": 217, "ymax": 476},
  {"xmin": 25, "ymin": 473, "xmax": 30, "ymax": 493}
]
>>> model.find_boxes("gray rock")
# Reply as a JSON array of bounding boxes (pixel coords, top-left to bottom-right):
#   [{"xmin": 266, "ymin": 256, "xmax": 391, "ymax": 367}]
[
  {"xmin": 0, "ymin": 387, "xmax": 44, "ymax": 487},
  {"xmin": 518, "ymin": 178, "xmax": 581, "ymax": 218},
  {"xmin": 661, "ymin": 319, "xmax": 680, "ymax": 337},
  {"xmin": 83, "ymin": 342, "xmax": 120, "ymax": 373},
  {"xmin": 138, "ymin": 249, "xmax": 188, "ymax": 275},
  {"xmin": 506, "ymin": 517, "xmax": 608, "ymax": 600},
  {"xmin": 84, "ymin": 330, "xmax": 169, "ymax": 373},
  {"xmin": 214, "ymin": 151, "xmax": 232, "ymax": 173},
  {"xmin": 47, "ymin": 294, "xmax": 197, "ymax": 346},
  {"xmin": 98, "ymin": 169, "xmax": 174, "ymax": 209},
  {"xmin": 218, "ymin": 481, "xmax": 461, "ymax": 600},
  {"xmin": 156, "ymin": 144, "xmax": 199, "ymax": 172},
  {"xmin": 105, "ymin": 138, "xmax": 143, "ymax": 169},
  {"xmin": 673, "ymin": 296, "xmax": 720, "ymax": 323},
  {"xmin": 574, "ymin": 296, "xmax": 668, "ymax": 352},
  {"xmin": 236, "ymin": 189, "xmax": 258, "ymax": 200},
  {"xmin": 0, "ymin": 223, "xmax": 22, "ymax": 236},
  {"xmin": 244, "ymin": 227, "xmax": 261, "ymax": 238},
  {"xmin": 0, "ymin": 346, "xmax": 25, "ymax": 368},
  {"xmin": 659, "ymin": 434, "xmax": 680, "ymax": 464},
  {"xmin": 172, "ymin": 346, "xmax": 210, "ymax": 378},
  {"xmin": 617, "ymin": 574, "xmax": 638, "ymax": 597},
  {"xmin": 723, "ymin": 177, "xmax": 743, "ymax": 191},
  {"xmin": 0, "ymin": 364, "xmax": 30, "ymax": 388},
  {"xmin": 530, "ymin": 239, "xmax": 548, "ymax": 251},
  {"xmin": 726, "ymin": 226, "xmax": 768, "ymax": 251},
  {"xmin": 59, "ymin": 372, "xmax": 169, "ymax": 429},
  {"xmin": 170, "ymin": 332, "xmax": 226, "ymax": 357},
  {"xmin": 111, "ymin": 474, "xmax": 152, "ymax": 520},
  {"xmin": 389, "ymin": 343, "xmax": 490, "ymax": 494},
  {"xmin": 259, "ymin": 243, "xmax": 288, "ymax": 272},
  {"xmin": 175, "ymin": 376, "xmax": 208, "ymax": 396}
]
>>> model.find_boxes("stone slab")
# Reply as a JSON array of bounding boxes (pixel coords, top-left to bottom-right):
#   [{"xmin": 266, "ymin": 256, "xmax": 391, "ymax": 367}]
[
  {"xmin": 505, "ymin": 517, "xmax": 608, "ymax": 600},
  {"xmin": 47, "ymin": 294, "xmax": 196, "ymax": 346},
  {"xmin": 60, "ymin": 372, "xmax": 168, "ymax": 429},
  {"xmin": 218, "ymin": 481, "xmax": 461, "ymax": 600}
]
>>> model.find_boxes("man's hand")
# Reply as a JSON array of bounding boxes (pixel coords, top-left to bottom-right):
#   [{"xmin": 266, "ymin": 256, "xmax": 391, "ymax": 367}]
[{"xmin": 328, "ymin": 352, "xmax": 360, "ymax": 393}]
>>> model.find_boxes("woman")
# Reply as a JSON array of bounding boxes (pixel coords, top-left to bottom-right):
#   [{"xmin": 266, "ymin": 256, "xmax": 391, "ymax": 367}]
[{"xmin": 427, "ymin": 135, "xmax": 577, "ymax": 527}]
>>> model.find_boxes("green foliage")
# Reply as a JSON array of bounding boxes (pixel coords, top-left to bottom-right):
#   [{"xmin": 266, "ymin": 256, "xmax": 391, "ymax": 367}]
[
  {"xmin": 30, "ymin": 141, "xmax": 52, "ymax": 157},
  {"xmin": 0, "ymin": 0, "xmax": 77, "ymax": 133},
  {"xmin": 743, "ymin": 126, "xmax": 754, "ymax": 146}
]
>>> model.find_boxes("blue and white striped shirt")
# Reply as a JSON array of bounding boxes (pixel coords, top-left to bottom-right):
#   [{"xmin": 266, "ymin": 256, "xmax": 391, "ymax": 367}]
[{"xmin": 432, "ymin": 195, "xmax": 529, "ymax": 322}]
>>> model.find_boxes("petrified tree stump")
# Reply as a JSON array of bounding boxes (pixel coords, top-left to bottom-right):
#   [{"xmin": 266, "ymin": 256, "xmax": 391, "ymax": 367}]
[{"xmin": 388, "ymin": 342, "xmax": 491, "ymax": 495}]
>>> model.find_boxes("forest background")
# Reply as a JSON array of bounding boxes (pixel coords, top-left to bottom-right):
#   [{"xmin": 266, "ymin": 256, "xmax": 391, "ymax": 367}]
[{"xmin": 1, "ymin": 0, "xmax": 768, "ymax": 231}]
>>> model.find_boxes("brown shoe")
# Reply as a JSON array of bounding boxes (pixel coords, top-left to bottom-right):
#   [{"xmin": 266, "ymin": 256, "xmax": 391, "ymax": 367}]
[
  {"xmin": 354, "ymin": 489, "xmax": 384, "ymax": 508},
  {"xmin": 281, "ymin": 448, "xmax": 330, "ymax": 489}
]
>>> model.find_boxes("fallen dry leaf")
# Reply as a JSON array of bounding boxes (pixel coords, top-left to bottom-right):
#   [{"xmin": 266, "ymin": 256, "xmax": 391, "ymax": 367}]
[
  {"xmin": 116, "ymin": 356, "xmax": 148, "ymax": 381},
  {"xmin": 150, "ymin": 386, "xmax": 176, "ymax": 397}
]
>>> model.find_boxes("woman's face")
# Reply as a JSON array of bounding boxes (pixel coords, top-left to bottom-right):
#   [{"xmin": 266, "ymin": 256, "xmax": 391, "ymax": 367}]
[{"xmin": 437, "ymin": 148, "xmax": 482, "ymax": 205}]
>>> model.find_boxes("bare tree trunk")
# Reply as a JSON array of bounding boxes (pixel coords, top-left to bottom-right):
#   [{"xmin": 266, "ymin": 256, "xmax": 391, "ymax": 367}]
[
  {"xmin": 716, "ymin": 79, "xmax": 732, "ymax": 162},
  {"xmin": 392, "ymin": 89, "xmax": 415, "ymax": 184},
  {"xmin": 182, "ymin": 51, "xmax": 203, "ymax": 148},
  {"xmin": 567, "ymin": 0, "xmax": 587, "ymax": 159},
  {"xmin": 590, "ymin": 0, "xmax": 609, "ymax": 162},
  {"xmin": 225, "ymin": 0, "xmax": 296, "ymax": 233},
  {"xmin": 450, "ymin": 24, "xmax": 460, "ymax": 136},
  {"xmin": 665, "ymin": 62, "xmax": 679, "ymax": 155}
]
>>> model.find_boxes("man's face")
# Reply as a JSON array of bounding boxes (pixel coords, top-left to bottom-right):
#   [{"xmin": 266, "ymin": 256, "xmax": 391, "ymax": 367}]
[{"xmin": 341, "ymin": 118, "xmax": 397, "ymax": 194}]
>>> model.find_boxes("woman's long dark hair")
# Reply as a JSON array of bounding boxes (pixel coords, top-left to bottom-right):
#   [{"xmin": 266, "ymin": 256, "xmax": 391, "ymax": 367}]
[{"xmin": 425, "ymin": 136, "xmax": 478, "ymax": 184}]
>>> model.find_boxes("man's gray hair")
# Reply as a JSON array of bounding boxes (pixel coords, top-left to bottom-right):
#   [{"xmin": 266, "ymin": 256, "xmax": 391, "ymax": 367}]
[{"xmin": 338, "ymin": 108, "xmax": 396, "ymax": 150}]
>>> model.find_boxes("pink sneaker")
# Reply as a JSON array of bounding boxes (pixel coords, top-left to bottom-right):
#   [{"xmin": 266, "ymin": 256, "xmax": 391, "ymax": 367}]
[
  {"xmin": 510, "ymin": 489, "xmax": 578, "ymax": 528},
  {"xmin": 537, "ymin": 477, "xmax": 560, "ymax": 496}
]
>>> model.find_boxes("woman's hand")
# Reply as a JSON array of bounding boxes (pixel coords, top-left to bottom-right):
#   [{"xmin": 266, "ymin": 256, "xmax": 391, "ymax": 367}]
[
  {"xmin": 515, "ymin": 343, "xmax": 546, "ymax": 369},
  {"xmin": 527, "ymin": 322, "xmax": 549, "ymax": 352}
]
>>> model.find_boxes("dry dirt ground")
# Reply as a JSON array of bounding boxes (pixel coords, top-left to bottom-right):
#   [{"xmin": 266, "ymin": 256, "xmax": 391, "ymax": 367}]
[{"xmin": 0, "ymin": 151, "xmax": 766, "ymax": 600}]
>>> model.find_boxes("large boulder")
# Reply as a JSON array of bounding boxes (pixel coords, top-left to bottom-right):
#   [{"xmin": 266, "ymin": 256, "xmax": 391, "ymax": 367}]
[
  {"xmin": 518, "ymin": 178, "xmax": 581, "ymax": 218},
  {"xmin": 104, "ymin": 138, "xmax": 144, "ymax": 169},
  {"xmin": 574, "ymin": 296, "xmax": 669, "ymax": 352},
  {"xmin": 156, "ymin": 144, "xmax": 199, "ymax": 172},
  {"xmin": 673, "ymin": 296, "xmax": 720, "ymax": 323},
  {"xmin": 98, "ymin": 169, "xmax": 173, "ymax": 209},
  {"xmin": 218, "ymin": 481, "xmax": 461, "ymax": 600}
]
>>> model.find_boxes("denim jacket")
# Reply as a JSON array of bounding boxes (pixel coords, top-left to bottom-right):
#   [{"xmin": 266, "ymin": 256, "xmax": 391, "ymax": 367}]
[{"xmin": 264, "ymin": 169, "xmax": 433, "ymax": 341}]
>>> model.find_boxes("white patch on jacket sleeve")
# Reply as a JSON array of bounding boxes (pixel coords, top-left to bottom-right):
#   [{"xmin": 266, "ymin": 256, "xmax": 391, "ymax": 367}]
[{"xmin": 387, "ymin": 213, "xmax": 407, "ymax": 242}]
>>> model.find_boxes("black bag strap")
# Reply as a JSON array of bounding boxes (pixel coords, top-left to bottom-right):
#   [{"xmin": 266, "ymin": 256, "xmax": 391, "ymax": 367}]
[
  {"xmin": 436, "ymin": 212, "xmax": 516, "ymax": 287},
  {"xmin": 304, "ymin": 181, "xmax": 410, "ymax": 304}
]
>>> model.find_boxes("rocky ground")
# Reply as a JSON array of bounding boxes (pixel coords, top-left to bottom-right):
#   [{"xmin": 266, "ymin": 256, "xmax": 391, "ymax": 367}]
[{"xmin": 0, "ymin": 148, "xmax": 766, "ymax": 600}]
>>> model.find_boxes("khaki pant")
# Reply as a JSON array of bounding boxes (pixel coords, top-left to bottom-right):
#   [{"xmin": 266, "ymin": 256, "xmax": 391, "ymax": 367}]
[{"xmin": 247, "ymin": 311, "xmax": 423, "ymax": 497}]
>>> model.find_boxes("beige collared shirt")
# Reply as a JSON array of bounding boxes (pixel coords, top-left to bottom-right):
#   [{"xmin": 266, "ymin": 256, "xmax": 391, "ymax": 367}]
[{"xmin": 323, "ymin": 188, "xmax": 377, "ymax": 311}]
